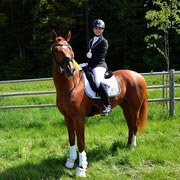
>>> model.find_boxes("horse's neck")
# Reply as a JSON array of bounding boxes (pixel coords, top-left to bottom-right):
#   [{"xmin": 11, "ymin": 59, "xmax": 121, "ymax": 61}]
[{"xmin": 53, "ymin": 69, "xmax": 80, "ymax": 94}]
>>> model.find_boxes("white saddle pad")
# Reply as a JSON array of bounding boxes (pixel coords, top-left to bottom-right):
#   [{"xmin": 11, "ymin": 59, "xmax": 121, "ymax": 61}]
[{"xmin": 82, "ymin": 71, "xmax": 121, "ymax": 99}]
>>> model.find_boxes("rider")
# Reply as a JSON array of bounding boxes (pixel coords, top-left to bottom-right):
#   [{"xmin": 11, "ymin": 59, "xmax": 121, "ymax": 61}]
[{"xmin": 81, "ymin": 19, "xmax": 112, "ymax": 116}]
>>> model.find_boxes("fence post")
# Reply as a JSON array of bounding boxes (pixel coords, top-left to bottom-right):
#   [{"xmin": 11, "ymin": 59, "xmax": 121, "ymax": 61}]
[
  {"xmin": 162, "ymin": 71, "xmax": 165, "ymax": 108},
  {"xmin": 169, "ymin": 69, "xmax": 175, "ymax": 116}
]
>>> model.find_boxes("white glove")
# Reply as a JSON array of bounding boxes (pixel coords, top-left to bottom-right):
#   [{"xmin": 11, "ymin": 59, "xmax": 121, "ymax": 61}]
[{"xmin": 79, "ymin": 63, "xmax": 88, "ymax": 68}]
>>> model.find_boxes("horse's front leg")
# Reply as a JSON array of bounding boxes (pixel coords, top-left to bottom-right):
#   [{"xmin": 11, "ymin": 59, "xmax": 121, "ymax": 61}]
[
  {"xmin": 64, "ymin": 116, "xmax": 77, "ymax": 169},
  {"xmin": 73, "ymin": 115, "xmax": 88, "ymax": 177}
]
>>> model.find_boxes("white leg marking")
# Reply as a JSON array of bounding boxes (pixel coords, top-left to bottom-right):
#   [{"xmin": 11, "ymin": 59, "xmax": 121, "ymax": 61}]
[
  {"xmin": 76, "ymin": 151, "xmax": 88, "ymax": 177},
  {"xmin": 65, "ymin": 145, "xmax": 77, "ymax": 169},
  {"xmin": 131, "ymin": 134, "xmax": 137, "ymax": 147}
]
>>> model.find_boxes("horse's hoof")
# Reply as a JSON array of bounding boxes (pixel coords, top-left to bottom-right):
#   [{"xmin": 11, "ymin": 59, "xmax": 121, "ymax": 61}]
[
  {"xmin": 130, "ymin": 144, "xmax": 136, "ymax": 150},
  {"xmin": 127, "ymin": 144, "xmax": 136, "ymax": 150},
  {"xmin": 76, "ymin": 167, "xmax": 86, "ymax": 177},
  {"xmin": 65, "ymin": 158, "xmax": 75, "ymax": 169}
]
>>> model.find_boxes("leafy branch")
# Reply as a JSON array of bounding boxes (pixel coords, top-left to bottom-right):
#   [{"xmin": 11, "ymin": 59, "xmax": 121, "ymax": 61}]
[{"xmin": 145, "ymin": 0, "xmax": 180, "ymax": 71}]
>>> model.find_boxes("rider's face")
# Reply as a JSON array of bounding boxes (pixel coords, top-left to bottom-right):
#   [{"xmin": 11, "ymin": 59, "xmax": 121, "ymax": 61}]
[{"xmin": 93, "ymin": 27, "xmax": 104, "ymax": 36}]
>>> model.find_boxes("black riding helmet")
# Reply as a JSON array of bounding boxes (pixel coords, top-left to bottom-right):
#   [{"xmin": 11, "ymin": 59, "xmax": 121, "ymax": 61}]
[{"xmin": 92, "ymin": 19, "xmax": 105, "ymax": 29}]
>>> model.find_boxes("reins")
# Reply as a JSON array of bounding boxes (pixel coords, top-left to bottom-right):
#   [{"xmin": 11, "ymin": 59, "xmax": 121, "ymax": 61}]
[{"xmin": 70, "ymin": 70, "xmax": 82, "ymax": 92}]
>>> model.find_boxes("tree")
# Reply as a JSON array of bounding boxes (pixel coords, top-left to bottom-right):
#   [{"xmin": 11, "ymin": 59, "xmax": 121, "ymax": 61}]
[{"xmin": 145, "ymin": 0, "xmax": 180, "ymax": 71}]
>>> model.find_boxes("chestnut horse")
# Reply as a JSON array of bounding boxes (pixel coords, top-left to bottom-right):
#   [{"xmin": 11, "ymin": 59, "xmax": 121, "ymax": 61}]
[{"xmin": 51, "ymin": 30, "xmax": 147, "ymax": 177}]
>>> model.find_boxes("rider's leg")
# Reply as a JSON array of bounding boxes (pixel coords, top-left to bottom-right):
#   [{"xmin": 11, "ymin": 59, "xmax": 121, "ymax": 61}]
[{"xmin": 92, "ymin": 67, "xmax": 112, "ymax": 116}]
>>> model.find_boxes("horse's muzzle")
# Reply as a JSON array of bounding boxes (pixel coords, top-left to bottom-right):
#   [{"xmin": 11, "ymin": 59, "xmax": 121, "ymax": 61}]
[{"xmin": 64, "ymin": 66, "xmax": 76, "ymax": 77}]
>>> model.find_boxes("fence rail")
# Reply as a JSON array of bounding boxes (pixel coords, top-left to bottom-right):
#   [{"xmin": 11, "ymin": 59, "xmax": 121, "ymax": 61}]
[
  {"xmin": 0, "ymin": 69, "xmax": 180, "ymax": 116},
  {"xmin": 0, "ymin": 78, "xmax": 53, "ymax": 84},
  {"xmin": 0, "ymin": 91, "xmax": 56, "ymax": 97}
]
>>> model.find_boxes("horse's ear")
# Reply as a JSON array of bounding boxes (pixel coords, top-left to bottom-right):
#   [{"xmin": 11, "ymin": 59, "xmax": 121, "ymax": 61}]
[
  {"xmin": 51, "ymin": 29, "xmax": 57, "ymax": 42},
  {"xmin": 65, "ymin": 30, "xmax": 71, "ymax": 42}
]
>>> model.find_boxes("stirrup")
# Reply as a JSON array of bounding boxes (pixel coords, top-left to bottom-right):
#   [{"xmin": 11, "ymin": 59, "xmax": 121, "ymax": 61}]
[{"xmin": 101, "ymin": 105, "xmax": 112, "ymax": 116}]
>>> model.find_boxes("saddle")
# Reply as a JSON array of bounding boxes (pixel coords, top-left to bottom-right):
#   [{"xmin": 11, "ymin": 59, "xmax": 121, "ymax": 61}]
[
  {"xmin": 82, "ymin": 67, "xmax": 120, "ymax": 99},
  {"xmin": 82, "ymin": 67, "xmax": 120, "ymax": 117},
  {"xmin": 82, "ymin": 67, "xmax": 113, "ymax": 92}
]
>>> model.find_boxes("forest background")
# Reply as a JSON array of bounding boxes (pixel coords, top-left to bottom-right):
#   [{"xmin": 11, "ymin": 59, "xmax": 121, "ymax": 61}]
[{"xmin": 0, "ymin": 0, "xmax": 180, "ymax": 80}]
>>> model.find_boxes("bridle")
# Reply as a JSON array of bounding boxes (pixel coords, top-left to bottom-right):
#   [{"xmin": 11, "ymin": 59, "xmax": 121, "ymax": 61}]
[
  {"xmin": 51, "ymin": 42, "xmax": 82, "ymax": 91},
  {"xmin": 51, "ymin": 43, "xmax": 74, "ymax": 74}
]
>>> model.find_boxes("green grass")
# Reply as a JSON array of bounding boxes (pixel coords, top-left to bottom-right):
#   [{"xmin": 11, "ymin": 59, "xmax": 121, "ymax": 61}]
[
  {"xmin": 0, "ymin": 75, "xmax": 180, "ymax": 179},
  {"xmin": 143, "ymin": 73, "xmax": 180, "ymax": 86}
]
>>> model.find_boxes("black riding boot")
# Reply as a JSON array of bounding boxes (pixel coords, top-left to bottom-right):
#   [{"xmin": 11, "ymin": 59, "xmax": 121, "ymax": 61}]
[{"xmin": 98, "ymin": 82, "xmax": 112, "ymax": 116}]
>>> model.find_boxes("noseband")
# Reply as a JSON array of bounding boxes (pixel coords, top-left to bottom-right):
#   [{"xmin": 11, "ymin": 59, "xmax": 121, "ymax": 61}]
[{"xmin": 51, "ymin": 43, "xmax": 73, "ymax": 74}]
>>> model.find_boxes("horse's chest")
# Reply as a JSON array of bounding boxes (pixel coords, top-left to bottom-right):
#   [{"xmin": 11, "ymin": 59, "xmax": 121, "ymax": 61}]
[{"xmin": 57, "ymin": 94, "xmax": 78, "ymax": 112}]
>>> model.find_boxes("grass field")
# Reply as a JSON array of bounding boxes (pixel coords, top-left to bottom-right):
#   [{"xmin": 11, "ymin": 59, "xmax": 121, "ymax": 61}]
[{"xmin": 0, "ymin": 74, "xmax": 180, "ymax": 179}]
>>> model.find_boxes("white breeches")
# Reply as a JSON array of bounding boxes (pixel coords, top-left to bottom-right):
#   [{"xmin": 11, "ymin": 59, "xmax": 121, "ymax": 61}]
[{"xmin": 92, "ymin": 67, "xmax": 106, "ymax": 88}]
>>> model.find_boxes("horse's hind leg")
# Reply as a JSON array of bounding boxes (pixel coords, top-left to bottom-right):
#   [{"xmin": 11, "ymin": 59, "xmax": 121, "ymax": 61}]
[
  {"xmin": 121, "ymin": 102, "xmax": 138, "ymax": 147},
  {"xmin": 64, "ymin": 116, "xmax": 77, "ymax": 169},
  {"xmin": 125, "ymin": 95, "xmax": 147, "ymax": 147}
]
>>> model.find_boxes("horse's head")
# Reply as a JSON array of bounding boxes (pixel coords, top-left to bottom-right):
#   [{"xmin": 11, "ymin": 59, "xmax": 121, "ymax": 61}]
[{"xmin": 51, "ymin": 30, "xmax": 75, "ymax": 77}]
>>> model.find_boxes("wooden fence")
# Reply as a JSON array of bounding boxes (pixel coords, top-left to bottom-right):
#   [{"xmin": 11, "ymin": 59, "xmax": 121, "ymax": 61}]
[{"xmin": 0, "ymin": 69, "xmax": 180, "ymax": 116}]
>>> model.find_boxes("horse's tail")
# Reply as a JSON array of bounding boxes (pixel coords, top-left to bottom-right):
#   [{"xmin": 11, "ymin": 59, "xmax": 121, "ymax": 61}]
[{"xmin": 138, "ymin": 92, "xmax": 148, "ymax": 133}]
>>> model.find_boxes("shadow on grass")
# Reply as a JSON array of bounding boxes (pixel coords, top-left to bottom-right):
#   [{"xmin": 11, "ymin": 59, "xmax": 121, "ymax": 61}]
[
  {"xmin": 85, "ymin": 140, "xmax": 129, "ymax": 167},
  {"xmin": 0, "ymin": 156, "xmax": 74, "ymax": 180},
  {"xmin": 0, "ymin": 140, "xmax": 128, "ymax": 179}
]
